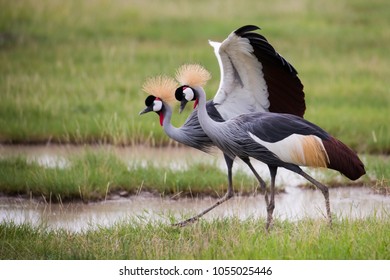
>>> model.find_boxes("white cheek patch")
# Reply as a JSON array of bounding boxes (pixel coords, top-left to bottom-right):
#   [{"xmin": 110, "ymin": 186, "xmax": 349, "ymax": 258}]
[
  {"xmin": 183, "ymin": 87, "xmax": 194, "ymax": 101},
  {"xmin": 153, "ymin": 100, "xmax": 163, "ymax": 111}
]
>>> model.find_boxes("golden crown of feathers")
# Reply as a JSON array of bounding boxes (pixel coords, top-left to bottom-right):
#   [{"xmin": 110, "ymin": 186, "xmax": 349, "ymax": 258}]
[
  {"xmin": 142, "ymin": 64, "xmax": 211, "ymax": 103},
  {"xmin": 142, "ymin": 75, "xmax": 178, "ymax": 105},
  {"xmin": 175, "ymin": 64, "xmax": 211, "ymax": 87}
]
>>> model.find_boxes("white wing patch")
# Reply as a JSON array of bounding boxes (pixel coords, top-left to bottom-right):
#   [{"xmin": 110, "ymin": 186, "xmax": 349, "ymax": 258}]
[
  {"xmin": 210, "ymin": 32, "xmax": 270, "ymax": 120},
  {"xmin": 248, "ymin": 132, "xmax": 329, "ymax": 167}
]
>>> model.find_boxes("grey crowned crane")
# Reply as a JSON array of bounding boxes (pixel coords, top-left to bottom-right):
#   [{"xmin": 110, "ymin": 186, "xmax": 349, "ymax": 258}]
[
  {"xmin": 175, "ymin": 64, "xmax": 366, "ymax": 229},
  {"xmin": 140, "ymin": 25, "xmax": 305, "ymax": 227}
]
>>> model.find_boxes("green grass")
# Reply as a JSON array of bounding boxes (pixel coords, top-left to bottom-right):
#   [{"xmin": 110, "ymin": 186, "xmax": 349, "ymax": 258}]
[
  {"xmin": 0, "ymin": 0, "xmax": 389, "ymax": 153},
  {"xmin": 0, "ymin": 151, "xmax": 259, "ymax": 201},
  {"xmin": 1, "ymin": 217, "xmax": 389, "ymax": 259},
  {"xmin": 0, "ymin": 0, "xmax": 389, "ymax": 261},
  {"xmin": 0, "ymin": 150, "xmax": 387, "ymax": 201}
]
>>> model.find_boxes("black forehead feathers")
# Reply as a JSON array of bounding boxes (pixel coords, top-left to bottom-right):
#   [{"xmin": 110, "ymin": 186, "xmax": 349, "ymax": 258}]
[
  {"xmin": 175, "ymin": 86, "xmax": 187, "ymax": 101},
  {"xmin": 145, "ymin": 95, "xmax": 156, "ymax": 106}
]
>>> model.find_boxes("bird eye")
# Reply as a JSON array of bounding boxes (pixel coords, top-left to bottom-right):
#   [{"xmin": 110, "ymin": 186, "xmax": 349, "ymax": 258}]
[{"xmin": 153, "ymin": 100, "xmax": 163, "ymax": 112}]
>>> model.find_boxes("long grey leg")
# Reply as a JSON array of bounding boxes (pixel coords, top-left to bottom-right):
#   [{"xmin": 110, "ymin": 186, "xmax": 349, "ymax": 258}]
[
  {"xmin": 298, "ymin": 169, "xmax": 332, "ymax": 226},
  {"xmin": 266, "ymin": 166, "xmax": 277, "ymax": 231},
  {"xmin": 172, "ymin": 153, "xmax": 234, "ymax": 227},
  {"xmin": 241, "ymin": 158, "xmax": 269, "ymax": 207}
]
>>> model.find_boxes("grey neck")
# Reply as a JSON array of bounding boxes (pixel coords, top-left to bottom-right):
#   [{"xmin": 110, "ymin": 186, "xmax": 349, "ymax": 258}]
[
  {"xmin": 194, "ymin": 86, "xmax": 221, "ymax": 138},
  {"xmin": 161, "ymin": 102, "xmax": 186, "ymax": 144},
  {"xmin": 194, "ymin": 86, "xmax": 241, "ymax": 160}
]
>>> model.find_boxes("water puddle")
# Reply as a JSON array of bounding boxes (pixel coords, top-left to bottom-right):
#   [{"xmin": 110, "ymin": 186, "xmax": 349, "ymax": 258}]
[
  {"xmin": 0, "ymin": 145, "xmax": 388, "ymax": 232},
  {"xmin": 1, "ymin": 186, "xmax": 389, "ymax": 232},
  {"xmin": 0, "ymin": 144, "xmax": 214, "ymax": 170}
]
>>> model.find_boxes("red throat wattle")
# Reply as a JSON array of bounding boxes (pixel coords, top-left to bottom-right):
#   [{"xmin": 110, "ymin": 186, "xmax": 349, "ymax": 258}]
[
  {"xmin": 194, "ymin": 98, "xmax": 199, "ymax": 109},
  {"xmin": 159, "ymin": 112, "xmax": 164, "ymax": 126}
]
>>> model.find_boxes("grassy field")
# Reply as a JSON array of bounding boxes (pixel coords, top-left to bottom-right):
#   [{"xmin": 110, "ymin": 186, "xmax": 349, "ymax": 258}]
[
  {"xmin": 1, "ymin": 0, "xmax": 389, "ymax": 260},
  {"xmin": 1, "ymin": 217, "xmax": 389, "ymax": 259},
  {"xmin": 0, "ymin": 150, "xmax": 260, "ymax": 201},
  {"xmin": 1, "ymin": 0, "xmax": 389, "ymax": 153},
  {"xmin": 0, "ymin": 149, "xmax": 388, "ymax": 201}
]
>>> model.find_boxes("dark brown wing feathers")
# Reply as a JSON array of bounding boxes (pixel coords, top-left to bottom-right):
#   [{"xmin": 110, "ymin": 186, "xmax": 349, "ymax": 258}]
[{"xmin": 323, "ymin": 137, "xmax": 365, "ymax": 180}]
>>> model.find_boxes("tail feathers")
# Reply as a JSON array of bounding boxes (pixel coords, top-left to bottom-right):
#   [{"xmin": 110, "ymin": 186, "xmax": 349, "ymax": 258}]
[{"xmin": 323, "ymin": 137, "xmax": 366, "ymax": 180}]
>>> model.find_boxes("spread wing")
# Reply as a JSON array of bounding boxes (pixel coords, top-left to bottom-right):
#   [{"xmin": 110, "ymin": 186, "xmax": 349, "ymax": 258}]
[{"xmin": 211, "ymin": 25, "xmax": 305, "ymax": 120}]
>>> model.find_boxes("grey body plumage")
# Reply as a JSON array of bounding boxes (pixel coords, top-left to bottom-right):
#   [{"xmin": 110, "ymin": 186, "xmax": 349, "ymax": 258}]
[
  {"xmin": 177, "ymin": 84, "xmax": 365, "ymax": 229},
  {"xmin": 141, "ymin": 25, "xmax": 306, "ymax": 226}
]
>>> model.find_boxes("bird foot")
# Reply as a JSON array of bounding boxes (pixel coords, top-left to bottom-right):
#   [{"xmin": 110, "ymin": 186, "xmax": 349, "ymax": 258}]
[
  {"xmin": 172, "ymin": 217, "xmax": 199, "ymax": 227},
  {"xmin": 265, "ymin": 216, "xmax": 274, "ymax": 232},
  {"xmin": 172, "ymin": 192, "xmax": 234, "ymax": 227}
]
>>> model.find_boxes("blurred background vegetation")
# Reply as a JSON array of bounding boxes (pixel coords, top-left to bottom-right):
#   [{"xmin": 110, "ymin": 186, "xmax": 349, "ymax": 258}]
[{"xmin": 1, "ymin": 0, "xmax": 389, "ymax": 153}]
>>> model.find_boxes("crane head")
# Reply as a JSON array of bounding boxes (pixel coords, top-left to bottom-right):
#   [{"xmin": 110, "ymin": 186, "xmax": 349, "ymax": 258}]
[
  {"xmin": 139, "ymin": 95, "xmax": 164, "ymax": 126},
  {"xmin": 175, "ymin": 85, "xmax": 197, "ymax": 113}
]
